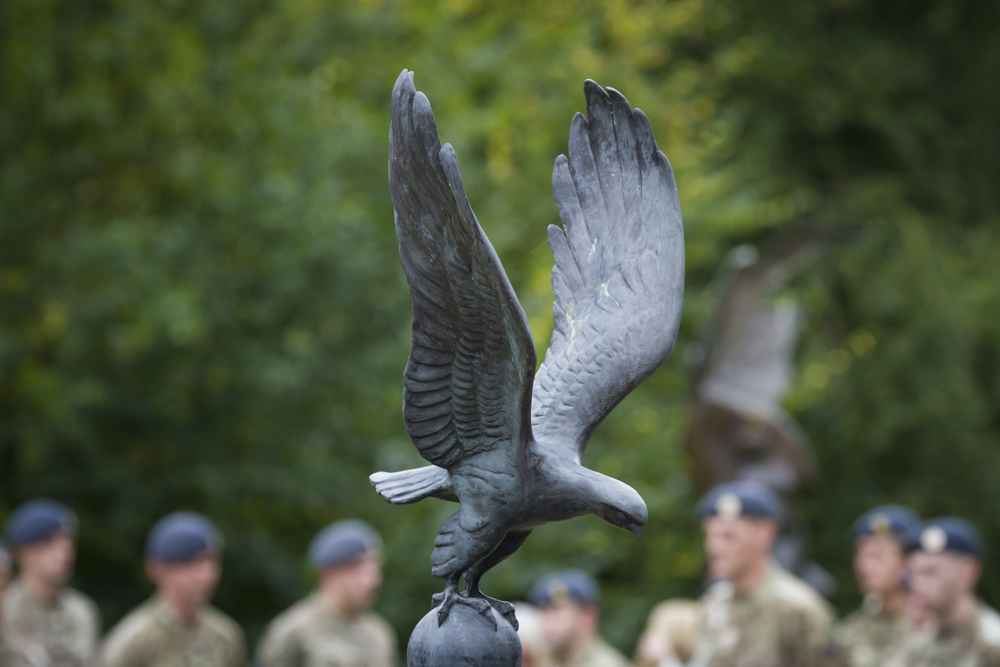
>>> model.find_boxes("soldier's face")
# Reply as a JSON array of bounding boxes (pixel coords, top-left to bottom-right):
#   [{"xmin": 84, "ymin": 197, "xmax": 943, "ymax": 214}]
[
  {"xmin": 321, "ymin": 551, "xmax": 383, "ymax": 614},
  {"xmin": 149, "ymin": 554, "xmax": 221, "ymax": 610},
  {"xmin": 908, "ymin": 552, "xmax": 979, "ymax": 616},
  {"xmin": 853, "ymin": 535, "xmax": 906, "ymax": 596},
  {"xmin": 16, "ymin": 531, "xmax": 75, "ymax": 587},
  {"xmin": 538, "ymin": 600, "xmax": 598, "ymax": 653},
  {"xmin": 702, "ymin": 517, "xmax": 773, "ymax": 581}
]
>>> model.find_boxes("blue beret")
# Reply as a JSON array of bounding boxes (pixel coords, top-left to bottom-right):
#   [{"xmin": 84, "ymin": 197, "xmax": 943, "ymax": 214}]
[
  {"xmin": 528, "ymin": 569, "xmax": 600, "ymax": 607},
  {"xmin": 851, "ymin": 504, "xmax": 921, "ymax": 541},
  {"xmin": 309, "ymin": 520, "xmax": 381, "ymax": 570},
  {"xmin": 904, "ymin": 516, "xmax": 983, "ymax": 558},
  {"xmin": 5, "ymin": 499, "xmax": 76, "ymax": 546},
  {"xmin": 146, "ymin": 512, "xmax": 222, "ymax": 563},
  {"xmin": 697, "ymin": 480, "xmax": 784, "ymax": 522}
]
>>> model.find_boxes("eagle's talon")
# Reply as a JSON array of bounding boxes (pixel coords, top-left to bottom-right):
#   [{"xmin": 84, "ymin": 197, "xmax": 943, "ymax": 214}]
[
  {"xmin": 490, "ymin": 598, "xmax": 518, "ymax": 630},
  {"xmin": 434, "ymin": 582, "xmax": 460, "ymax": 626},
  {"xmin": 465, "ymin": 589, "xmax": 518, "ymax": 630},
  {"xmin": 432, "ymin": 586, "xmax": 499, "ymax": 631}
]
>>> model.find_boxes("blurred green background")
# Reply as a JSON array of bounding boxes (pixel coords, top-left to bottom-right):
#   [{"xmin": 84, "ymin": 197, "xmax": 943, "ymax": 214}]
[{"xmin": 2, "ymin": 0, "xmax": 999, "ymax": 656}]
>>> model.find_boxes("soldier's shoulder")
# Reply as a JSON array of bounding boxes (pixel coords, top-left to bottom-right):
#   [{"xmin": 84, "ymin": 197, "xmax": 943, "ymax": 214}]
[
  {"xmin": 766, "ymin": 566, "xmax": 835, "ymax": 621},
  {"xmin": 359, "ymin": 610, "xmax": 397, "ymax": 640},
  {"xmin": 262, "ymin": 596, "xmax": 323, "ymax": 644},
  {"xmin": 257, "ymin": 596, "xmax": 326, "ymax": 665},
  {"xmin": 201, "ymin": 605, "xmax": 246, "ymax": 644},
  {"xmin": 2, "ymin": 581, "xmax": 28, "ymax": 616},
  {"xmin": 61, "ymin": 586, "xmax": 100, "ymax": 622},
  {"xmin": 584, "ymin": 636, "xmax": 631, "ymax": 667},
  {"xmin": 101, "ymin": 599, "xmax": 162, "ymax": 662},
  {"xmin": 977, "ymin": 604, "xmax": 1000, "ymax": 647},
  {"xmin": 0, "ymin": 638, "xmax": 36, "ymax": 667}
]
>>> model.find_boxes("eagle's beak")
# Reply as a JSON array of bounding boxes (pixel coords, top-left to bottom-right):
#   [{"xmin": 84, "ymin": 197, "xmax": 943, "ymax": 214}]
[{"xmin": 632, "ymin": 524, "xmax": 644, "ymax": 542}]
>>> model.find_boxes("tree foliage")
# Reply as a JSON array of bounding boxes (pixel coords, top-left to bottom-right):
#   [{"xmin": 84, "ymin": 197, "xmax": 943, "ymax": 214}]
[{"xmin": 1, "ymin": 0, "xmax": 998, "ymax": 654}]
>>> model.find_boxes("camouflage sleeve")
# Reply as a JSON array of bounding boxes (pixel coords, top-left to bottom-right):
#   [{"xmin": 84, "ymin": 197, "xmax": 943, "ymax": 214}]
[
  {"xmin": 99, "ymin": 609, "xmax": 154, "ymax": 667},
  {"xmin": 0, "ymin": 635, "xmax": 39, "ymax": 667},
  {"xmin": 254, "ymin": 619, "xmax": 302, "ymax": 667},
  {"xmin": 778, "ymin": 603, "xmax": 834, "ymax": 667},
  {"xmin": 83, "ymin": 597, "xmax": 102, "ymax": 666},
  {"xmin": 99, "ymin": 631, "xmax": 144, "ymax": 667},
  {"xmin": 228, "ymin": 623, "xmax": 247, "ymax": 667}
]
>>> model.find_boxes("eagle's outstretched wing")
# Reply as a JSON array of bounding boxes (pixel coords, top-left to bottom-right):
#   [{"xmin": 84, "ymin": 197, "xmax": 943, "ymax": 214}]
[
  {"xmin": 531, "ymin": 81, "xmax": 684, "ymax": 459},
  {"xmin": 390, "ymin": 70, "xmax": 536, "ymax": 470}
]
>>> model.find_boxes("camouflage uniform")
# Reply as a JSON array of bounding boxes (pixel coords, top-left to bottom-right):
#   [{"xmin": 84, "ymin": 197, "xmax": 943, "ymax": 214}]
[
  {"xmin": 0, "ymin": 632, "xmax": 44, "ymax": 667},
  {"xmin": 691, "ymin": 563, "xmax": 833, "ymax": 667},
  {"xmin": 1, "ymin": 578, "xmax": 100, "ymax": 667},
  {"xmin": 884, "ymin": 602, "xmax": 1000, "ymax": 667},
  {"xmin": 828, "ymin": 597, "xmax": 910, "ymax": 667},
  {"xmin": 556, "ymin": 636, "xmax": 630, "ymax": 667},
  {"xmin": 255, "ymin": 593, "xmax": 396, "ymax": 667},
  {"xmin": 100, "ymin": 596, "xmax": 245, "ymax": 667}
]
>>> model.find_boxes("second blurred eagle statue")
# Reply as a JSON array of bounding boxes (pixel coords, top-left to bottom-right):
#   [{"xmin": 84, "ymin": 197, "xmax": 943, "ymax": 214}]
[{"xmin": 371, "ymin": 70, "xmax": 685, "ymax": 629}]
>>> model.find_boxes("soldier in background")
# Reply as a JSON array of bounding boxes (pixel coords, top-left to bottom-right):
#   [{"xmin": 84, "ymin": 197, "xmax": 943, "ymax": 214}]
[
  {"xmin": 528, "ymin": 569, "xmax": 630, "ymax": 667},
  {"xmin": 255, "ymin": 520, "xmax": 396, "ymax": 667},
  {"xmin": 2, "ymin": 498, "xmax": 100, "ymax": 666},
  {"xmin": 685, "ymin": 233, "xmax": 853, "ymax": 598},
  {"xmin": 886, "ymin": 517, "xmax": 1000, "ymax": 666},
  {"xmin": 635, "ymin": 599, "xmax": 700, "ymax": 667},
  {"xmin": 828, "ymin": 504, "xmax": 920, "ymax": 667},
  {"xmin": 101, "ymin": 511, "xmax": 245, "ymax": 667},
  {"xmin": 0, "ymin": 542, "xmax": 39, "ymax": 667},
  {"xmin": 691, "ymin": 480, "xmax": 833, "ymax": 667}
]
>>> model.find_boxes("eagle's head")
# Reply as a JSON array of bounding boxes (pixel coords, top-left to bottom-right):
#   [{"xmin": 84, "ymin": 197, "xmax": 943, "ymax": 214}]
[{"xmin": 596, "ymin": 477, "xmax": 648, "ymax": 541}]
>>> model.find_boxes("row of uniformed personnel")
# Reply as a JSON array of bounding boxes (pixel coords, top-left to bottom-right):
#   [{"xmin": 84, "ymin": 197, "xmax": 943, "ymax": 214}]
[
  {"xmin": 2, "ymin": 485, "xmax": 998, "ymax": 667},
  {"xmin": 634, "ymin": 481, "xmax": 1000, "ymax": 667},
  {"xmin": 0, "ymin": 499, "xmax": 395, "ymax": 667},
  {"xmin": 515, "ymin": 481, "xmax": 1000, "ymax": 667}
]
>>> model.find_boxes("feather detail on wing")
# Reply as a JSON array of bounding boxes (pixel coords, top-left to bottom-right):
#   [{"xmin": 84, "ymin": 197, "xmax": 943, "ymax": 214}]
[
  {"xmin": 532, "ymin": 81, "xmax": 685, "ymax": 460},
  {"xmin": 389, "ymin": 70, "xmax": 537, "ymax": 470}
]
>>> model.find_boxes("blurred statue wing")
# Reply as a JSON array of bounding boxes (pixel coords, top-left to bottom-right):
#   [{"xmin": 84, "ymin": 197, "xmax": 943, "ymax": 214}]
[
  {"xmin": 697, "ymin": 228, "xmax": 856, "ymax": 418},
  {"xmin": 390, "ymin": 70, "xmax": 537, "ymax": 470},
  {"xmin": 532, "ymin": 81, "xmax": 685, "ymax": 459}
]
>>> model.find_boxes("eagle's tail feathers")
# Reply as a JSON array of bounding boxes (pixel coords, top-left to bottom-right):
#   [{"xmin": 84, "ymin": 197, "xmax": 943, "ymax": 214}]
[{"xmin": 370, "ymin": 465, "xmax": 457, "ymax": 505}]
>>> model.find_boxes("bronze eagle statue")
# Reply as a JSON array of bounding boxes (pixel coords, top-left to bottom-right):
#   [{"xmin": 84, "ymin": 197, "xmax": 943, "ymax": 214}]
[{"xmin": 371, "ymin": 70, "xmax": 685, "ymax": 629}]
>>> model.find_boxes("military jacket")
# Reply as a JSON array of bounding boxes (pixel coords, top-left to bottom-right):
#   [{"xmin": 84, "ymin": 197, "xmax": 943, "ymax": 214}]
[
  {"xmin": 885, "ymin": 602, "xmax": 1000, "ymax": 667},
  {"xmin": 1, "ymin": 579, "xmax": 100, "ymax": 667},
  {"xmin": 255, "ymin": 593, "xmax": 396, "ymax": 667},
  {"xmin": 829, "ymin": 598, "xmax": 910, "ymax": 667},
  {"xmin": 555, "ymin": 636, "xmax": 630, "ymax": 667},
  {"xmin": 0, "ymin": 632, "xmax": 43, "ymax": 667},
  {"xmin": 691, "ymin": 563, "xmax": 834, "ymax": 667},
  {"xmin": 100, "ymin": 596, "xmax": 245, "ymax": 667}
]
